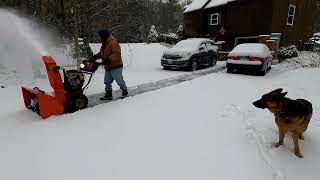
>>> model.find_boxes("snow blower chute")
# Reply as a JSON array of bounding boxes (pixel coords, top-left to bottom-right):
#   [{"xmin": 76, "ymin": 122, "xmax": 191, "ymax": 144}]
[{"xmin": 22, "ymin": 56, "xmax": 100, "ymax": 119}]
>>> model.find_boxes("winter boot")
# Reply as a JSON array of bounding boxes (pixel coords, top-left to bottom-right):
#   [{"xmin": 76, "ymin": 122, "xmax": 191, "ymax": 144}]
[
  {"xmin": 121, "ymin": 89, "xmax": 129, "ymax": 99},
  {"xmin": 100, "ymin": 91, "xmax": 113, "ymax": 101}
]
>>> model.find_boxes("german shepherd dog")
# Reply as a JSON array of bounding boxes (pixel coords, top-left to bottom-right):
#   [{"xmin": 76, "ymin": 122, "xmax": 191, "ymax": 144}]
[{"xmin": 253, "ymin": 88, "xmax": 313, "ymax": 158}]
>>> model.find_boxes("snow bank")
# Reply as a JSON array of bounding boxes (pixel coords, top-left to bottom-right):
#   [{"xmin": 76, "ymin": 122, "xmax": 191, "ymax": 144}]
[
  {"xmin": 281, "ymin": 51, "xmax": 320, "ymax": 69},
  {"xmin": 228, "ymin": 43, "xmax": 272, "ymax": 58}
]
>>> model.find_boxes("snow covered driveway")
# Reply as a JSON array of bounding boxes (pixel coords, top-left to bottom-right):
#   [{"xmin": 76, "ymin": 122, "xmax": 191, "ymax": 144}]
[
  {"xmin": 88, "ymin": 65, "xmax": 225, "ymax": 107},
  {"xmin": 1, "ymin": 64, "xmax": 320, "ymax": 180}
]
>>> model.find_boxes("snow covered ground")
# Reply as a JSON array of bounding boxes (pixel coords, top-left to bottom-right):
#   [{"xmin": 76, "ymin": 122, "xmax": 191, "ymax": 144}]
[
  {"xmin": 1, "ymin": 36, "xmax": 320, "ymax": 179},
  {"xmin": 1, "ymin": 51, "xmax": 320, "ymax": 179}
]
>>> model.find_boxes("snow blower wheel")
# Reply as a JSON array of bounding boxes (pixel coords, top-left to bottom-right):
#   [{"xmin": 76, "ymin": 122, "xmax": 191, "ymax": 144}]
[{"xmin": 74, "ymin": 95, "xmax": 88, "ymax": 110}]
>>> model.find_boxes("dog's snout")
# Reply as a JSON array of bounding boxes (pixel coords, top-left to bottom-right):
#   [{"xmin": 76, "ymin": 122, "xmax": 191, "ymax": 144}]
[{"xmin": 253, "ymin": 100, "xmax": 266, "ymax": 109}]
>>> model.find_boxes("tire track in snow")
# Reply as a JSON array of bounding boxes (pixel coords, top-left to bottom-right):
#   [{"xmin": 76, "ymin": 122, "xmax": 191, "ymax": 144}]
[
  {"xmin": 231, "ymin": 105, "xmax": 287, "ymax": 180},
  {"xmin": 87, "ymin": 65, "xmax": 226, "ymax": 107}
]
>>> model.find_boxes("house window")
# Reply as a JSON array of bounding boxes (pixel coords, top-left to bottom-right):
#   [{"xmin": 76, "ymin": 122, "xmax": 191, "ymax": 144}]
[
  {"xmin": 209, "ymin": 13, "xmax": 220, "ymax": 26},
  {"xmin": 287, "ymin": 5, "xmax": 296, "ymax": 26}
]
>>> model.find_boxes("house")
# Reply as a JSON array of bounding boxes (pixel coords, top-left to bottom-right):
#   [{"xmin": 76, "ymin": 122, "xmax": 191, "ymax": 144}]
[{"xmin": 183, "ymin": 0, "xmax": 320, "ymax": 50}]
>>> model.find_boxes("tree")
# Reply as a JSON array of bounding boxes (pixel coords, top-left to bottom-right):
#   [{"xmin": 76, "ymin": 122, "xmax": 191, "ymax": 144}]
[{"xmin": 147, "ymin": 25, "xmax": 159, "ymax": 43}]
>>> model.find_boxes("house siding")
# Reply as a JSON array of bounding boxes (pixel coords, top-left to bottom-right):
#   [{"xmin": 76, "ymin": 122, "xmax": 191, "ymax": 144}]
[
  {"xmin": 271, "ymin": 0, "xmax": 319, "ymax": 48},
  {"xmin": 204, "ymin": 0, "xmax": 274, "ymax": 50},
  {"xmin": 184, "ymin": 0, "xmax": 319, "ymax": 51}
]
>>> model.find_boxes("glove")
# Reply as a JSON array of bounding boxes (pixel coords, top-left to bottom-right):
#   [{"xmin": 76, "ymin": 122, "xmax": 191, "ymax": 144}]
[{"xmin": 88, "ymin": 56, "xmax": 95, "ymax": 62}]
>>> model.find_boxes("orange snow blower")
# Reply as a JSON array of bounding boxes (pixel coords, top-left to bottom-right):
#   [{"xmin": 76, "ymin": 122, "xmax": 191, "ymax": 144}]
[{"xmin": 22, "ymin": 56, "xmax": 100, "ymax": 119}]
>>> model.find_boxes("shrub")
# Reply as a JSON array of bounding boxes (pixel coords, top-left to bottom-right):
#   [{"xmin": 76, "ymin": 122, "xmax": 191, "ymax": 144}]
[{"xmin": 278, "ymin": 45, "xmax": 298, "ymax": 60}]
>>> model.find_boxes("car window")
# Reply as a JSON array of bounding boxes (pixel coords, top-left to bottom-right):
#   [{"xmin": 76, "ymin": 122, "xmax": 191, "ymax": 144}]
[
  {"xmin": 206, "ymin": 42, "xmax": 213, "ymax": 50},
  {"xmin": 199, "ymin": 43, "xmax": 207, "ymax": 51},
  {"xmin": 206, "ymin": 42, "xmax": 217, "ymax": 52}
]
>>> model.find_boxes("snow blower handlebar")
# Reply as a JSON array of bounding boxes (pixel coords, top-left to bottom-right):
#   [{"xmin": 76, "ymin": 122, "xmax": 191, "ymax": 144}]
[{"xmin": 80, "ymin": 60, "xmax": 102, "ymax": 73}]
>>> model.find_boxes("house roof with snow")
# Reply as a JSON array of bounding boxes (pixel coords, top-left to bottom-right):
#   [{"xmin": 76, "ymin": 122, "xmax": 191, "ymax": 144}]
[
  {"xmin": 205, "ymin": 0, "xmax": 236, "ymax": 9},
  {"xmin": 184, "ymin": 0, "xmax": 237, "ymax": 13}
]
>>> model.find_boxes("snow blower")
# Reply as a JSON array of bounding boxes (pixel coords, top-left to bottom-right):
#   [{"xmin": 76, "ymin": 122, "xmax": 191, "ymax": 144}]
[{"xmin": 22, "ymin": 56, "xmax": 101, "ymax": 119}]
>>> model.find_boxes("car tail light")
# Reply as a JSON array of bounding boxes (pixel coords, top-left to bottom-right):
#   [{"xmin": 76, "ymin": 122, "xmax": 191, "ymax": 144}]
[
  {"xmin": 228, "ymin": 56, "xmax": 240, "ymax": 60},
  {"xmin": 248, "ymin": 57, "xmax": 264, "ymax": 62}
]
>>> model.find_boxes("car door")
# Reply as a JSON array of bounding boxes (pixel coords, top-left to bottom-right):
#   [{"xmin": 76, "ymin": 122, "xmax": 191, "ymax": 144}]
[{"xmin": 198, "ymin": 43, "xmax": 208, "ymax": 65}]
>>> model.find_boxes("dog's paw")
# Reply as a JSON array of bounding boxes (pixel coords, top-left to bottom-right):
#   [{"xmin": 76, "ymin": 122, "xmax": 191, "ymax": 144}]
[
  {"xmin": 295, "ymin": 152, "xmax": 304, "ymax": 158},
  {"xmin": 273, "ymin": 142, "xmax": 283, "ymax": 148}
]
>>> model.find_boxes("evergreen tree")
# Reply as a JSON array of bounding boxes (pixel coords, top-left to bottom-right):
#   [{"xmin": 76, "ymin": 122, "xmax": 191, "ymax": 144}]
[{"xmin": 147, "ymin": 25, "xmax": 159, "ymax": 43}]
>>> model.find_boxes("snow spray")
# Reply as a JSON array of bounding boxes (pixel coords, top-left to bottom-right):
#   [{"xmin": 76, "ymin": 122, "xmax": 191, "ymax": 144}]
[{"xmin": 0, "ymin": 9, "xmax": 74, "ymax": 86}]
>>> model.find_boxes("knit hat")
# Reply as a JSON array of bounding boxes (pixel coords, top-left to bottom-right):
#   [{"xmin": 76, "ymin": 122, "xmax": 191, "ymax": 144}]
[{"xmin": 98, "ymin": 28, "xmax": 110, "ymax": 40}]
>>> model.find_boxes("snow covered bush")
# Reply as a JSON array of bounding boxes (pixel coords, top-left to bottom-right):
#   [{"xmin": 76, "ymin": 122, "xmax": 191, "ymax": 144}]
[
  {"xmin": 147, "ymin": 25, "xmax": 159, "ymax": 43},
  {"xmin": 309, "ymin": 33, "xmax": 320, "ymax": 52},
  {"xmin": 278, "ymin": 45, "xmax": 299, "ymax": 60},
  {"xmin": 282, "ymin": 51, "xmax": 320, "ymax": 68},
  {"xmin": 157, "ymin": 33, "xmax": 179, "ymax": 45}
]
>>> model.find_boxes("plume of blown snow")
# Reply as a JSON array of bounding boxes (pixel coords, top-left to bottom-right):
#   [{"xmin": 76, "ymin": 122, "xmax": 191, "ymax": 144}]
[{"xmin": 0, "ymin": 9, "xmax": 75, "ymax": 86}]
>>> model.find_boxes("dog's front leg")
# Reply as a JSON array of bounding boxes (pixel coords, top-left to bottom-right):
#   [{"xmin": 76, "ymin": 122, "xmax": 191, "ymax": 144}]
[
  {"xmin": 292, "ymin": 130, "xmax": 303, "ymax": 158},
  {"xmin": 274, "ymin": 127, "xmax": 286, "ymax": 148}
]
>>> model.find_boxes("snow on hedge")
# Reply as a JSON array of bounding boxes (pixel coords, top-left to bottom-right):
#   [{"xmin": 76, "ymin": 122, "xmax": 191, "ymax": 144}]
[
  {"xmin": 228, "ymin": 43, "xmax": 272, "ymax": 58},
  {"xmin": 282, "ymin": 51, "xmax": 320, "ymax": 69}
]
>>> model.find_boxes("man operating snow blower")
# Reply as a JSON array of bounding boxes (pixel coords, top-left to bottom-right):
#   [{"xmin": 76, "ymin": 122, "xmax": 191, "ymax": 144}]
[{"xmin": 90, "ymin": 28, "xmax": 128, "ymax": 100}]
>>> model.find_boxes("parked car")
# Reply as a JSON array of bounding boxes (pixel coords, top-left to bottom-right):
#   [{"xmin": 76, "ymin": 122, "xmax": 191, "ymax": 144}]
[
  {"xmin": 226, "ymin": 43, "xmax": 273, "ymax": 75},
  {"xmin": 161, "ymin": 38, "xmax": 218, "ymax": 71}
]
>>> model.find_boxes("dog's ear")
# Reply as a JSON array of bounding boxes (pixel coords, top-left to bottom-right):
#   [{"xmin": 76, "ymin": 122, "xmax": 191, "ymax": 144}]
[
  {"xmin": 280, "ymin": 92, "xmax": 288, "ymax": 97},
  {"xmin": 271, "ymin": 88, "xmax": 283, "ymax": 94}
]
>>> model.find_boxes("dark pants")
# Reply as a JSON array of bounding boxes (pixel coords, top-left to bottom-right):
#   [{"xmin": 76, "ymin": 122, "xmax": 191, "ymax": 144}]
[{"xmin": 104, "ymin": 67, "xmax": 127, "ymax": 91}]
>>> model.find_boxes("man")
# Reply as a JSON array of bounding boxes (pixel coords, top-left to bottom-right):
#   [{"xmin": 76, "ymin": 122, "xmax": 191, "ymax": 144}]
[{"xmin": 91, "ymin": 28, "xmax": 128, "ymax": 100}]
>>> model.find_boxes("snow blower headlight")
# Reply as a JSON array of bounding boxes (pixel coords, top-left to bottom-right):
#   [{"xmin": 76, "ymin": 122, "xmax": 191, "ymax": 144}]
[{"xmin": 80, "ymin": 63, "xmax": 85, "ymax": 69}]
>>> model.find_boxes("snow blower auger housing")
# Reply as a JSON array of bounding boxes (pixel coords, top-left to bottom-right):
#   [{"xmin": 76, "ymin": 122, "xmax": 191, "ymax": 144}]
[{"xmin": 22, "ymin": 56, "xmax": 99, "ymax": 119}]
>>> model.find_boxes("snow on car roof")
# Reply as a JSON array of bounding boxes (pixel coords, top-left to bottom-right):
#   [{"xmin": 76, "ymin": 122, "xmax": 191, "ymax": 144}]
[
  {"xmin": 205, "ymin": 0, "xmax": 236, "ymax": 9},
  {"xmin": 228, "ymin": 43, "xmax": 272, "ymax": 58},
  {"xmin": 174, "ymin": 38, "xmax": 213, "ymax": 49}
]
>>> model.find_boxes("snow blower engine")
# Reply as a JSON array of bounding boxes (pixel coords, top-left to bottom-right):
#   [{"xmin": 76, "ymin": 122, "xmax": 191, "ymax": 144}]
[{"xmin": 21, "ymin": 56, "xmax": 101, "ymax": 119}]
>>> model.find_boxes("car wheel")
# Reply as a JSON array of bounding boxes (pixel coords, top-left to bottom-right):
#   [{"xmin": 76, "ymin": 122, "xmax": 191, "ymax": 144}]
[
  {"xmin": 212, "ymin": 56, "xmax": 218, "ymax": 66},
  {"xmin": 227, "ymin": 68, "xmax": 233, "ymax": 73},
  {"xmin": 208, "ymin": 57, "xmax": 215, "ymax": 67},
  {"xmin": 190, "ymin": 60, "xmax": 198, "ymax": 71},
  {"xmin": 258, "ymin": 67, "xmax": 267, "ymax": 76},
  {"xmin": 268, "ymin": 63, "xmax": 272, "ymax": 70}
]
